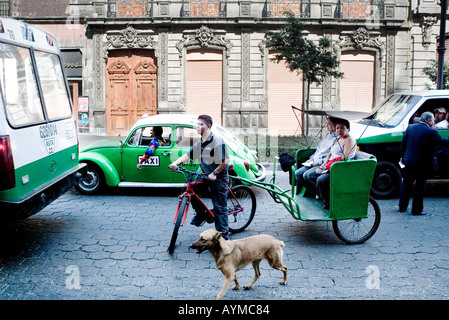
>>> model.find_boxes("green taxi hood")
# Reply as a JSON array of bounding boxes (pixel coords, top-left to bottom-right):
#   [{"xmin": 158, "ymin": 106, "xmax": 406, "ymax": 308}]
[{"xmin": 80, "ymin": 136, "xmax": 124, "ymax": 152}]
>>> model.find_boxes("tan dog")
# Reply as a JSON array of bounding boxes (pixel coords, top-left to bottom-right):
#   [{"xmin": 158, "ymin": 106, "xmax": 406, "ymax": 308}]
[{"xmin": 190, "ymin": 229, "xmax": 288, "ymax": 300}]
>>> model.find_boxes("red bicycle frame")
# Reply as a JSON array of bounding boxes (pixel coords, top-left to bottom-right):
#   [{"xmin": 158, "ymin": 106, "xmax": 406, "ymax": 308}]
[{"xmin": 173, "ymin": 180, "xmax": 243, "ymax": 227}]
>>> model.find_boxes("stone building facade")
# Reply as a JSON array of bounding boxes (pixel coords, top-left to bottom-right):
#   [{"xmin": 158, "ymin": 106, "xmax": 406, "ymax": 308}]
[{"xmin": 3, "ymin": 0, "xmax": 448, "ymax": 135}]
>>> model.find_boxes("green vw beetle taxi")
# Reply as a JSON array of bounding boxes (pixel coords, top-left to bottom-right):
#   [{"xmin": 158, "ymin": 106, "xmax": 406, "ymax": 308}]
[{"xmin": 76, "ymin": 114, "xmax": 266, "ymax": 194}]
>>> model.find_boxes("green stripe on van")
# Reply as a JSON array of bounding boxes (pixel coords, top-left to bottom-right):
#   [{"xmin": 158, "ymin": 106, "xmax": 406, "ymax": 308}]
[
  {"xmin": 357, "ymin": 132, "xmax": 404, "ymax": 144},
  {"xmin": 0, "ymin": 145, "xmax": 79, "ymax": 202}
]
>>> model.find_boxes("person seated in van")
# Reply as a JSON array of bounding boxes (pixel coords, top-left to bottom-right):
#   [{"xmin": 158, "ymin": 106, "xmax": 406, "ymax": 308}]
[
  {"xmin": 137, "ymin": 126, "xmax": 166, "ymax": 170},
  {"xmin": 294, "ymin": 116, "xmax": 339, "ymax": 196},
  {"xmin": 434, "ymin": 107, "xmax": 449, "ymax": 129},
  {"xmin": 304, "ymin": 118, "xmax": 357, "ymax": 209}
]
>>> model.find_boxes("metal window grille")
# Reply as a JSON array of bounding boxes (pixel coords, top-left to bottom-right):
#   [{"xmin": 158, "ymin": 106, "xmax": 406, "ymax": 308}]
[
  {"xmin": 265, "ymin": 0, "xmax": 311, "ymax": 18},
  {"xmin": 336, "ymin": 0, "xmax": 384, "ymax": 19},
  {"xmin": 0, "ymin": 0, "xmax": 10, "ymax": 16}
]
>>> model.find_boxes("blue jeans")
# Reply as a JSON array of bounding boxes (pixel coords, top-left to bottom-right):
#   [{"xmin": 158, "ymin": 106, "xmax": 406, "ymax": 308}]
[
  {"xmin": 303, "ymin": 167, "xmax": 321, "ymax": 197},
  {"xmin": 191, "ymin": 175, "xmax": 229, "ymax": 239},
  {"xmin": 304, "ymin": 169, "xmax": 330, "ymax": 205},
  {"xmin": 316, "ymin": 173, "xmax": 331, "ymax": 204},
  {"xmin": 295, "ymin": 166, "xmax": 310, "ymax": 189},
  {"xmin": 296, "ymin": 166, "xmax": 317, "ymax": 196}
]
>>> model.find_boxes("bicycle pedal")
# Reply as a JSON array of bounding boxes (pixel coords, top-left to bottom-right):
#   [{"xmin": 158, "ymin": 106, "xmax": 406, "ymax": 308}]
[
  {"xmin": 205, "ymin": 216, "xmax": 215, "ymax": 223},
  {"xmin": 199, "ymin": 221, "xmax": 208, "ymax": 227}
]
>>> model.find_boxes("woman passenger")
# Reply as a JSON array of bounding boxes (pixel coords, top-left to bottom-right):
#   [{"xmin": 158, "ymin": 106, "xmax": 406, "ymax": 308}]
[{"xmin": 304, "ymin": 118, "xmax": 357, "ymax": 209}]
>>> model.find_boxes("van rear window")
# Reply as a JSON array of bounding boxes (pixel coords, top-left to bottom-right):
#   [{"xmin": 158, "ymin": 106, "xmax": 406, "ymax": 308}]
[
  {"xmin": 34, "ymin": 51, "xmax": 72, "ymax": 120},
  {"xmin": 0, "ymin": 43, "xmax": 45, "ymax": 127}
]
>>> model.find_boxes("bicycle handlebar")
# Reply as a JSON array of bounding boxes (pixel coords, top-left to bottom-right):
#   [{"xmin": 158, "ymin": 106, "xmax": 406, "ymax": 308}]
[{"xmin": 169, "ymin": 166, "xmax": 211, "ymax": 180}]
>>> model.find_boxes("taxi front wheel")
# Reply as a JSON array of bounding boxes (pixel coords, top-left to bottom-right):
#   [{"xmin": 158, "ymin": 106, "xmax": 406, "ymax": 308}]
[{"xmin": 75, "ymin": 163, "xmax": 104, "ymax": 195}]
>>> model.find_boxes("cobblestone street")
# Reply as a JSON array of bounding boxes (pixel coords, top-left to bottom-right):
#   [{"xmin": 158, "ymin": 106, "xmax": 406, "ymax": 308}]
[{"xmin": 1, "ymin": 170, "xmax": 449, "ymax": 301}]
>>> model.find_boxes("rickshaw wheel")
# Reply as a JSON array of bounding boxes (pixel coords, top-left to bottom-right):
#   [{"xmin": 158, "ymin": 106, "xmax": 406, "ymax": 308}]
[{"xmin": 332, "ymin": 197, "xmax": 381, "ymax": 244}]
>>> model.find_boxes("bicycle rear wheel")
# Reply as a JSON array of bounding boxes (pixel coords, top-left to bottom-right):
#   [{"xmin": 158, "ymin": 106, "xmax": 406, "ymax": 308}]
[
  {"xmin": 168, "ymin": 196, "xmax": 189, "ymax": 253},
  {"xmin": 332, "ymin": 196, "xmax": 381, "ymax": 244},
  {"xmin": 228, "ymin": 185, "xmax": 256, "ymax": 233}
]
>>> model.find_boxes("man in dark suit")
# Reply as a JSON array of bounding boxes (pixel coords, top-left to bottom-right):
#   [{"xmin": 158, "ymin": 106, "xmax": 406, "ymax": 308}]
[{"xmin": 398, "ymin": 111, "xmax": 449, "ymax": 215}]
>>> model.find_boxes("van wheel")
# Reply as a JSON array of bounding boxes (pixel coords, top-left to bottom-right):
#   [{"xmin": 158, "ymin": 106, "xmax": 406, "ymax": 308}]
[
  {"xmin": 75, "ymin": 163, "xmax": 104, "ymax": 195},
  {"xmin": 371, "ymin": 161, "xmax": 402, "ymax": 199}
]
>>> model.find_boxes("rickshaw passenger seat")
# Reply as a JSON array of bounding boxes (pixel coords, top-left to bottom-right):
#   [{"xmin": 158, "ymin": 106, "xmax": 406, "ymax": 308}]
[
  {"xmin": 295, "ymin": 148, "xmax": 316, "ymax": 169},
  {"xmin": 329, "ymin": 153, "xmax": 377, "ymax": 220},
  {"xmin": 353, "ymin": 151, "xmax": 375, "ymax": 160}
]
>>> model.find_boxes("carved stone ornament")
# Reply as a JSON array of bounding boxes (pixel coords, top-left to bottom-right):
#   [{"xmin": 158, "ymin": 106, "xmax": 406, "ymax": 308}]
[
  {"xmin": 106, "ymin": 25, "xmax": 157, "ymax": 50},
  {"xmin": 196, "ymin": 25, "xmax": 214, "ymax": 47},
  {"xmin": 421, "ymin": 16, "xmax": 437, "ymax": 49},
  {"xmin": 338, "ymin": 27, "xmax": 385, "ymax": 60},
  {"xmin": 352, "ymin": 28, "xmax": 371, "ymax": 48},
  {"xmin": 176, "ymin": 25, "xmax": 233, "ymax": 62}
]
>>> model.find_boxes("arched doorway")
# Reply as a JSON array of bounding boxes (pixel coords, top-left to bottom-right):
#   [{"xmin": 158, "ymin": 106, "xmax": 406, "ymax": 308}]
[
  {"xmin": 186, "ymin": 49, "xmax": 223, "ymax": 124},
  {"xmin": 106, "ymin": 49, "xmax": 157, "ymax": 136},
  {"xmin": 340, "ymin": 50, "xmax": 375, "ymax": 112},
  {"xmin": 267, "ymin": 53, "xmax": 303, "ymax": 136}
]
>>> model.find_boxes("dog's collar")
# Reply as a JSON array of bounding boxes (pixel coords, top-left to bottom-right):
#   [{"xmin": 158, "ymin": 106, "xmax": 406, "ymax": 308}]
[
  {"xmin": 212, "ymin": 232, "xmax": 222, "ymax": 251},
  {"xmin": 213, "ymin": 232, "xmax": 222, "ymax": 242}
]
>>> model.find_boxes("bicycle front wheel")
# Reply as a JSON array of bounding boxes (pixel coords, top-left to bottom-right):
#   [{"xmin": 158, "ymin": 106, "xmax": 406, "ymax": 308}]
[
  {"xmin": 168, "ymin": 196, "xmax": 189, "ymax": 253},
  {"xmin": 228, "ymin": 185, "xmax": 256, "ymax": 233},
  {"xmin": 332, "ymin": 196, "xmax": 381, "ymax": 244}
]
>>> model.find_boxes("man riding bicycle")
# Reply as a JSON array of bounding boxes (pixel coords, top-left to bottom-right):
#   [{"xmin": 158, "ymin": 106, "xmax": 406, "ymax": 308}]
[{"xmin": 169, "ymin": 115, "xmax": 230, "ymax": 239}]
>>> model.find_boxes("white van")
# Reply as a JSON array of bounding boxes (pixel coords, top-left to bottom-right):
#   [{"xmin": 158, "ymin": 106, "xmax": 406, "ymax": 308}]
[
  {"xmin": 0, "ymin": 17, "xmax": 86, "ymax": 220},
  {"xmin": 351, "ymin": 90, "xmax": 449, "ymax": 198}
]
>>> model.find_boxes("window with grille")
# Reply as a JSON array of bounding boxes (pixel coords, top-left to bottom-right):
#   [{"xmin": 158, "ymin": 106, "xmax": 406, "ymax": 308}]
[{"xmin": 0, "ymin": 0, "xmax": 10, "ymax": 16}]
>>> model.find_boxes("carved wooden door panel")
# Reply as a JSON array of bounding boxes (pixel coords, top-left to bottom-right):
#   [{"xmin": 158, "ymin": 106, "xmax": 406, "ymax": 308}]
[
  {"xmin": 134, "ymin": 60, "xmax": 157, "ymax": 119},
  {"xmin": 107, "ymin": 59, "xmax": 131, "ymax": 136},
  {"xmin": 106, "ymin": 50, "xmax": 157, "ymax": 136}
]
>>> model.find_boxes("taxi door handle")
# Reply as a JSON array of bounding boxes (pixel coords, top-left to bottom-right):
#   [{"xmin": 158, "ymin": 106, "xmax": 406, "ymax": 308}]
[{"xmin": 162, "ymin": 151, "xmax": 171, "ymax": 156}]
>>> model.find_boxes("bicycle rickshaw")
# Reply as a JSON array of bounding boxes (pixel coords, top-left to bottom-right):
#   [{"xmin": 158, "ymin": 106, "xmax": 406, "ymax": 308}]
[
  {"xmin": 168, "ymin": 110, "xmax": 381, "ymax": 251},
  {"xmin": 232, "ymin": 110, "xmax": 381, "ymax": 244}
]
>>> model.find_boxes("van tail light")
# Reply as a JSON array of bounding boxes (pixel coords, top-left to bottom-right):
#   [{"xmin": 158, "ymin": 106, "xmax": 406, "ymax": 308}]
[{"xmin": 0, "ymin": 135, "xmax": 16, "ymax": 191}]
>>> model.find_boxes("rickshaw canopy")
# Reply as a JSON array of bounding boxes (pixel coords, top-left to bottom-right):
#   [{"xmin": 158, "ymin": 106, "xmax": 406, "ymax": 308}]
[{"xmin": 302, "ymin": 109, "xmax": 373, "ymax": 121}]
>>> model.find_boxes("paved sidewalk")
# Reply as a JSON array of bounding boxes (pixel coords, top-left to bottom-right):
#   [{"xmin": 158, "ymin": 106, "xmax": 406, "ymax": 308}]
[{"xmin": 0, "ymin": 171, "xmax": 449, "ymax": 300}]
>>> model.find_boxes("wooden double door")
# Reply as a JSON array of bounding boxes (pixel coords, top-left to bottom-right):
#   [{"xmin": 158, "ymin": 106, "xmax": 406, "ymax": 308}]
[{"xmin": 107, "ymin": 49, "xmax": 157, "ymax": 136}]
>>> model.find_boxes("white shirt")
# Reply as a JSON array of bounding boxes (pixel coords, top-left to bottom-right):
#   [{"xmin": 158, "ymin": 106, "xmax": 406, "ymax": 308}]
[
  {"xmin": 435, "ymin": 119, "xmax": 449, "ymax": 129},
  {"xmin": 310, "ymin": 132, "xmax": 339, "ymax": 165}
]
